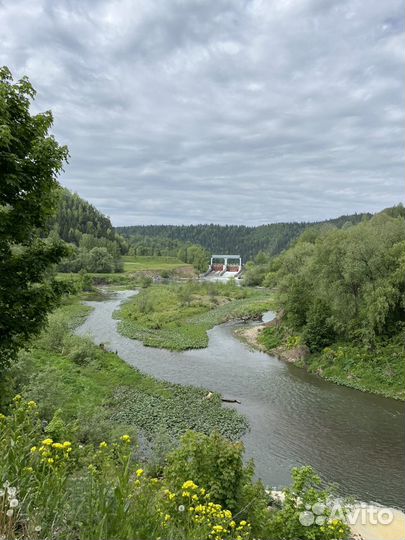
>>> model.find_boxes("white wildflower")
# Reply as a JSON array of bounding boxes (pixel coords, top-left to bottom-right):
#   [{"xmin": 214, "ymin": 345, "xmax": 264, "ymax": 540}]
[
  {"xmin": 34, "ymin": 525, "xmax": 42, "ymax": 532},
  {"xmin": 178, "ymin": 504, "xmax": 185, "ymax": 512},
  {"xmin": 7, "ymin": 486, "xmax": 17, "ymax": 497},
  {"xmin": 9, "ymin": 498, "xmax": 19, "ymax": 508},
  {"xmin": 6, "ymin": 509, "xmax": 13, "ymax": 517}
]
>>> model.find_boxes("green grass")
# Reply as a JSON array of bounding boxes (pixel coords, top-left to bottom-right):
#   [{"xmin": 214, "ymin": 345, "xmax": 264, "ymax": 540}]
[
  {"xmin": 117, "ymin": 282, "xmax": 274, "ymax": 351},
  {"xmin": 122, "ymin": 255, "xmax": 193, "ymax": 273},
  {"xmin": 56, "ymin": 255, "xmax": 194, "ymax": 288},
  {"xmin": 258, "ymin": 326, "xmax": 285, "ymax": 350},
  {"xmin": 11, "ymin": 295, "xmax": 248, "ymax": 444},
  {"xmin": 304, "ymin": 337, "xmax": 405, "ymax": 400}
]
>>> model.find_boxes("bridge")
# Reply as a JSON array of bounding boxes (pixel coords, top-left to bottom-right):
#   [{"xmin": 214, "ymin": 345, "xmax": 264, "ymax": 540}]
[{"xmin": 205, "ymin": 254, "xmax": 242, "ymax": 279}]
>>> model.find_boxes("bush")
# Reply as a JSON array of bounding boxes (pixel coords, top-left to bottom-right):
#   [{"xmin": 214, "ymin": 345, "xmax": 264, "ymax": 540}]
[
  {"xmin": 266, "ymin": 466, "xmax": 350, "ymax": 540},
  {"xmin": 0, "ymin": 397, "xmax": 350, "ymax": 540},
  {"xmin": 0, "ymin": 397, "xmax": 254, "ymax": 540},
  {"xmin": 65, "ymin": 335, "xmax": 100, "ymax": 365},
  {"xmin": 165, "ymin": 431, "xmax": 253, "ymax": 512}
]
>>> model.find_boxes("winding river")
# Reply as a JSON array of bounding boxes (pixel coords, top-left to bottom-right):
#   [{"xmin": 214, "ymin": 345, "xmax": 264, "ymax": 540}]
[{"xmin": 76, "ymin": 290, "xmax": 404, "ymax": 508}]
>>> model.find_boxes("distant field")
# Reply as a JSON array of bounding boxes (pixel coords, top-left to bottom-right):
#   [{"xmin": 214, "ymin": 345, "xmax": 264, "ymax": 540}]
[
  {"xmin": 57, "ymin": 255, "xmax": 194, "ymax": 283},
  {"xmin": 122, "ymin": 255, "xmax": 192, "ymax": 273}
]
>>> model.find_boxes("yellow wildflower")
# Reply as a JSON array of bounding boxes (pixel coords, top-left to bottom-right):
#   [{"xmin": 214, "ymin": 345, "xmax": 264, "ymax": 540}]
[
  {"xmin": 240, "ymin": 520, "xmax": 247, "ymax": 527},
  {"xmin": 182, "ymin": 480, "xmax": 198, "ymax": 491},
  {"xmin": 30, "ymin": 446, "xmax": 37, "ymax": 453},
  {"xmin": 47, "ymin": 458, "xmax": 54, "ymax": 464},
  {"xmin": 164, "ymin": 514, "xmax": 171, "ymax": 522},
  {"xmin": 13, "ymin": 394, "xmax": 22, "ymax": 401},
  {"xmin": 42, "ymin": 438, "xmax": 53, "ymax": 446},
  {"xmin": 62, "ymin": 441, "xmax": 71, "ymax": 448},
  {"xmin": 99, "ymin": 441, "xmax": 108, "ymax": 449},
  {"xmin": 230, "ymin": 521, "xmax": 236, "ymax": 528},
  {"xmin": 27, "ymin": 400, "xmax": 37, "ymax": 409},
  {"xmin": 136, "ymin": 468, "xmax": 144, "ymax": 477},
  {"xmin": 52, "ymin": 442, "xmax": 63, "ymax": 449},
  {"xmin": 120, "ymin": 434, "xmax": 131, "ymax": 444}
]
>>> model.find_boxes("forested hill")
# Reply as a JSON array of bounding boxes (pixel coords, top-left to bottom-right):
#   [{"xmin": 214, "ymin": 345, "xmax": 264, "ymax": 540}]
[
  {"xmin": 52, "ymin": 189, "xmax": 118, "ymax": 244},
  {"xmin": 116, "ymin": 212, "xmax": 371, "ymax": 261},
  {"xmin": 50, "ymin": 189, "xmax": 127, "ymax": 273}
]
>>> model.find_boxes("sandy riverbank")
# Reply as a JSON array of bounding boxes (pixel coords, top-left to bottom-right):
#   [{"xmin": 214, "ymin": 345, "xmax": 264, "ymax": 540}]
[
  {"xmin": 269, "ymin": 491, "xmax": 405, "ymax": 540},
  {"xmin": 349, "ymin": 504, "xmax": 405, "ymax": 540}
]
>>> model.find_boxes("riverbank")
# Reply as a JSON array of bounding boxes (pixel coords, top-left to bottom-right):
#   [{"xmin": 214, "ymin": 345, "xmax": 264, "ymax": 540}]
[
  {"xmin": 4, "ymin": 294, "xmax": 248, "ymax": 447},
  {"xmin": 349, "ymin": 504, "xmax": 405, "ymax": 540},
  {"xmin": 236, "ymin": 322, "xmax": 405, "ymax": 401}
]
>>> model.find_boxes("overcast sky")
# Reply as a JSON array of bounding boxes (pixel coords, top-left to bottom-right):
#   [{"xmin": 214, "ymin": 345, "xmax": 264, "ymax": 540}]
[{"xmin": 1, "ymin": 0, "xmax": 403, "ymax": 225}]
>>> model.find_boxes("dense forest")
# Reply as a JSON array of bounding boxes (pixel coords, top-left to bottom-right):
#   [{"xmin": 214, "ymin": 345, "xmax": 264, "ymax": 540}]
[
  {"xmin": 50, "ymin": 190, "xmax": 127, "ymax": 273},
  {"xmin": 116, "ymin": 212, "xmax": 371, "ymax": 262},
  {"xmin": 249, "ymin": 205, "xmax": 405, "ymax": 398}
]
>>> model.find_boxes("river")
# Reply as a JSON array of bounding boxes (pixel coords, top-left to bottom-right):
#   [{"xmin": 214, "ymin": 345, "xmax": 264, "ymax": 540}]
[{"xmin": 76, "ymin": 290, "xmax": 404, "ymax": 508}]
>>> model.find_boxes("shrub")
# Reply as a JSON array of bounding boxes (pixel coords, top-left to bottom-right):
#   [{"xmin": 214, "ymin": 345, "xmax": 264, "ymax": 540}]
[
  {"xmin": 266, "ymin": 466, "xmax": 350, "ymax": 540},
  {"xmin": 0, "ymin": 397, "xmax": 255, "ymax": 540},
  {"xmin": 164, "ymin": 431, "xmax": 253, "ymax": 512},
  {"xmin": 65, "ymin": 335, "xmax": 100, "ymax": 365}
]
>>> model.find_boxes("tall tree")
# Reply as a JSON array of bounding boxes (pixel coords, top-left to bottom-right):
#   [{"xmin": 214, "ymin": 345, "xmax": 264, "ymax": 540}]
[{"xmin": 0, "ymin": 67, "xmax": 69, "ymax": 371}]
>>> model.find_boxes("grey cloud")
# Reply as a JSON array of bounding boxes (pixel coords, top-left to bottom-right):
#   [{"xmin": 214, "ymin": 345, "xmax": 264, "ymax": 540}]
[{"xmin": 0, "ymin": 0, "xmax": 403, "ymax": 225}]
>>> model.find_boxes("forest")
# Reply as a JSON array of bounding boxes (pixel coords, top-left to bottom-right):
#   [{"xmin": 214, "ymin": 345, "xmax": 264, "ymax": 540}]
[
  {"xmin": 246, "ymin": 206, "xmax": 405, "ymax": 398},
  {"xmin": 116, "ymin": 213, "xmax": 371, "ymax": 262},
  {"xmin": 49, "ymin": 189, "xmax": 127, "ymax": 273}
]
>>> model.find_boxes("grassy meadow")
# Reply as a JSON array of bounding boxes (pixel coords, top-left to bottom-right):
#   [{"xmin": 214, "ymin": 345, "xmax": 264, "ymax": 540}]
[{"xmin": 122, "ymin": 255, "xmax": 193, "ymax": 273}]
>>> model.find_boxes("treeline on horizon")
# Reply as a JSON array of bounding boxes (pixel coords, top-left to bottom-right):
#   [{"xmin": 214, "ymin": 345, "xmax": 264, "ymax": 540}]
[{"xmin": 116, "ymin": 212, "xmax": 372, "ymax": 262}]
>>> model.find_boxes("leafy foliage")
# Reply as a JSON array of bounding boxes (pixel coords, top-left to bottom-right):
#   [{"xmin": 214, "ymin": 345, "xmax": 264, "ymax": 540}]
[
  {"xmin": 0, "ymin": 397, "xmax": 350, "ymax": 540},
  {"xmin": 0, "ymin": 67, "xmax": 69, "ymax": 370},
  {"xmin": 252, "ymin": 207, "xmax": 405, "ymax": 398},
  {"xmin": 266, "ymin": 466, "xmax": 350, "ymax": 540}
]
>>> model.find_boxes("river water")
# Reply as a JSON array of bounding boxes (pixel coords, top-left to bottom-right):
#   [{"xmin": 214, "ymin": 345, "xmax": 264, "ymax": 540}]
[{"xmin": 76, "ymin": 290, "xmax": 404, "ymax": 508}]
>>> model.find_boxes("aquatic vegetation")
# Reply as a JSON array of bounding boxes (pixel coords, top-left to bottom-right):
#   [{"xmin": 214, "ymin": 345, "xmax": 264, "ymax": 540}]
[{"xmin": 5, "ymin": 299, "xmax": 248, "ymax": 445}]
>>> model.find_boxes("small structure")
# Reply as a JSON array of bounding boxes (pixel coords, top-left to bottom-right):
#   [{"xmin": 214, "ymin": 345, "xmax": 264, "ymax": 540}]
[{"xmin": 208, "ymin": 255, "xmax": 242, "ymax": 275}]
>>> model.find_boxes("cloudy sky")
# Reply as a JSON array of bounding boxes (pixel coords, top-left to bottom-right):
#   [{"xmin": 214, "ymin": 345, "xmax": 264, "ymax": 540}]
[{"xmin": 1, "ymin": 0, "xmax": 403, "ymax": 225}]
